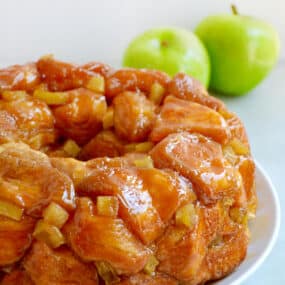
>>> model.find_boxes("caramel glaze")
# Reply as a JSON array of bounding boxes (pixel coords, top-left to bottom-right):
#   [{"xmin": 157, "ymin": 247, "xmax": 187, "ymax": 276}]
[{"xmin": 0, "ymin": 56, "xmax": 256, "ymax": 285}]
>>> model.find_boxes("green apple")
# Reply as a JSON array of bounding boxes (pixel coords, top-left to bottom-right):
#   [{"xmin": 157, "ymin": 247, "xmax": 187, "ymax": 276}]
[
  {"xmin": 196, "ymin": 10, "xmax": 280, "ymax": 95},
  {"xmin": 123, "ymin": 27, "xmax": 210, "ymax": 87}
]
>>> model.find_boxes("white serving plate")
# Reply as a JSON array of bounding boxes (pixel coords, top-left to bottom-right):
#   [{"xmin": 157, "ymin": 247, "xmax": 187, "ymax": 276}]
[{"xmin": 212, "ymin": 161, "xmax": 281, "ymax": 284}]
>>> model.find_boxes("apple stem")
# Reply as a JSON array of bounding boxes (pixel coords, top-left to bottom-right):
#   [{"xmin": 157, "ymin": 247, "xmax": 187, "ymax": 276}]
[
  {"xmin": 231, "ymin": 4, "xmax": 239, "ymax": 15},
  {"xmin": 161, "ymin": 40, "xmax": 168, "ymax": 48}
]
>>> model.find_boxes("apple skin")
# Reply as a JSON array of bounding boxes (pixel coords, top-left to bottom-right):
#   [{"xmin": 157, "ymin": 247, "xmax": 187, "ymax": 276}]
[
  {"xmin": 196, "ymin": 14, "xmax": 280, "ymax": 96},
  {"xmin": 123, "ymin": 27, "xmax": 210, "ymax": 87}
]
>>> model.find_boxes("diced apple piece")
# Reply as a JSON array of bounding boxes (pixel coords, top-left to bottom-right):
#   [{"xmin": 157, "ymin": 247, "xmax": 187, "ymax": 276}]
[
  {"xmin": 42, "ymin": 202, "xmax": 69, "ymax": 228},
  {"xmin": 229, "ymin": 207, "xmax": 247, "ymax": 225},
  {"xmin": 175, "ymin": 203, "xmax": 197, "ymax": 229},
  {"xmin": 149, "ymin": 83, "xmax": 165, "ymax": 104},
  {"xmin": 135, "ymin": 142, "xmax": 154, "ymax": 153},
  {"xmin": 2, "ymin": 91, "xmax": 28, "ymax": 101},
  {"xmin": 124, "ymin": 143, "xmax": 136, "ymax": 153},
  {"xmin": 229, "ymin": 138, "xmax": 249, "ymax": 155},
  {"xmin": 103, "ymin": 107, "xmax": 114, "ymax": 129},
  {"xmin": 223, "ymin": 197, "xmax": 234, "ymax": 208},
  {"xmin": 222, "ymin": 145, "xmax": 238, "ymax": 165},
  {"xmin": 33, "ymin": 220, "xmax": 65, "ymax": 248},
  {"xmin": 86, "ymin": 75, "xmax": 105, "ymax": 93},
  {"xmin": 33, "ymin": 89, "xmax": 69, "ymax": 105},
  {"xmin": 0, "ymin": 200, "xmax": 23, "ymax": 221},
  {"xmin": 34, "ymin": 82, "xmax": 48, "ymax": 91},
  {"xmin": 29, "ymin": 134, "xmax": 49, "ymax": 150},
  {"xmin": 63, "ymin": 139, "xmax": 81, "ymax": 158},
  {"xmin": 95, "ymin": 261, "xmax": 120, "ymax": 284},
  {"xmin": 143, "ymin": 255, "xmax": 159, "ymax": 275},
  {"xmin": 125, "ymin": 142, "xmax": 154, "ymax": 154},
  {"xmin": 133, "ymin": 156, "xmax": 154, "ymax": 168},
  {"xmin": 97, "ymin": 196, "xmax": 119, "ymax": 217}
]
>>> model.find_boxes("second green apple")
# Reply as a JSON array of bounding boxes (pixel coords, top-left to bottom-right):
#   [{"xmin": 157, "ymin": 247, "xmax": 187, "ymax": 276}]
[
  {"xmin": 196, "ymin": 13, "xmax": 280, "ymax": 95},
  {"xmin": 123, "ymin": 27, "xmax": 210, "ymax": 87}
]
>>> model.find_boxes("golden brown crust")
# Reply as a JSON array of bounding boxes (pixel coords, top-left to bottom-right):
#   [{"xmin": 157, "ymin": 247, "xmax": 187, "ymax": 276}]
[
  {"xmin": 119, "ymin": 273, "xmax": 178, "ymax": 285},
  {"xmin": 105, "ymin": 68, "xmax": 170, "ymax": 99},
  {"xmin": 167, "ymin": 73, "xmax": 225, "ymax": 111},
  {"xmin": 113, "ymin": 91, "xmax": 156, "ymax": 142},
  {"xmin": 52, "ymin": 88, "xmax": 107, "ymax": 145},
  {"xmin": 0, "ymin": 63, "xmax": 40, "ymax": 92},
  {"xmin": 0, "ymin": 58, "xmax": 256, "ymax": 285},
  {"xmin": 1, "ymin": 270, "xmax": 34, "ymax": 285},
  {"xmin": 0, "ymin": 215, "xmax": 35, "ymax": 266},
  {"xmin": 0, "ymin": 93, "xmax": 56, "ymax": 149},
  {"xmin": 0, "ymin": 143, "xmax": 75, "ymax": 216},
  {"xmin": 150, "ymin": 95, "xmax": 230, "ymax": 144},
  {"xmin": 23, "ymin": 241, "xmax": 98, "ymax": 285}
]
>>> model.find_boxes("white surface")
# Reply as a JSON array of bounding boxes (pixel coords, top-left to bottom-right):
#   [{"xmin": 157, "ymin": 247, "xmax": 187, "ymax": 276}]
[
  {"xmin": 0, "ymin": 1, "xmax": 284, "ymax": 283},
  {"xmin": 0, "ymin": 0, "xmax": 284, "ymax": 67},
  {"xmin": 212, "ymin": 162, "xmax": 280, "ymax": 285}
]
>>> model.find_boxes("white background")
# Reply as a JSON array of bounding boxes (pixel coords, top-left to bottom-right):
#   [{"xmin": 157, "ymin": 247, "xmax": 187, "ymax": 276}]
[
  {"xmin": 0, "ymin": 0, "xmax": 284, "ymax": 66},
  {"xmin": 0, "ymin": 1, "xmax": 284, "ymax": 284}
]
